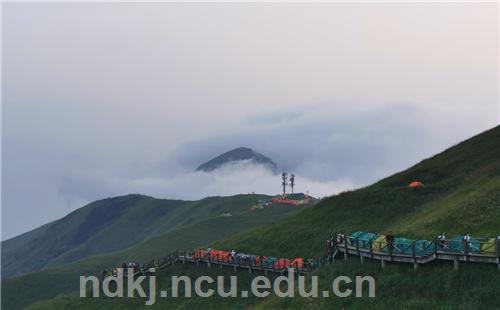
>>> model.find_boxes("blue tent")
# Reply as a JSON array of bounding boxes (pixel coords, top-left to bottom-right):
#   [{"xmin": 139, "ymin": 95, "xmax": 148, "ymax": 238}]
[
  {"xmin": 415, "ymin": 240, "xmax": 434, "ymax": 256},
  {"xmin": 449, "ymin": 236, "xmax": 481, "ymax": 253},
  {"xmin": 392, "ymin": 238, "xmax": 413, "ymax": 254},
  {"xmin": 348, "ymin": 231, "xmax": 379, "ymax": 249},
  {"xmin": 392, "ymin": 238, "xmax": 433, "ymax": 256}
]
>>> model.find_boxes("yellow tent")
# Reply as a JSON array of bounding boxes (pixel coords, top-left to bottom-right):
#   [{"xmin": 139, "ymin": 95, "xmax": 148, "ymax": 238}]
[
  {"xmin": 372, "ymin": 235, "xmax": 387, "ymax": 252},
  {"xmin": 481, "ymin": 238, "xmax": 496, "ymax": 253}
]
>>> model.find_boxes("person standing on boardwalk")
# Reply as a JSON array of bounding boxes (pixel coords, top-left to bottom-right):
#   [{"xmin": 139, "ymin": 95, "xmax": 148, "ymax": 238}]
[
  {"xmin": 100, "ymin": 269, "xmax": 107, "ymax": 281},
  {"xmin": 385, "ymin": 232, "xmax": 395, "ymax": 252},
  {"xmin": 207, "ymin": 247, "xmax": 212, "ymax": 259},
  {"xmin": 437, "ymin": 232, "xmax": 446, "ymax": 250},
  {"xmin": 336, "ymin": 232, "xmax": 345, "ymax": 244},
  {"xmin": 463, "ymin": 233, "xmax": 471, "ymax": 253}
]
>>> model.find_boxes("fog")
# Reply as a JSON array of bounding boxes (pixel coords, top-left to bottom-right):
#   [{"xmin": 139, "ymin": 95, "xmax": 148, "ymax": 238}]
[{"xmin": 2, "ymin": 2, "xmax": 498, "ymax": 239}]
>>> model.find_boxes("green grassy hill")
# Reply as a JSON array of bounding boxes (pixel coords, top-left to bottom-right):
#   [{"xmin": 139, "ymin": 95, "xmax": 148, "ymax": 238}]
[
  {"xmin": 2, "ymin": 194, "xmax": 271, "ymax": 279},
  {"xmin": 2, "ymin": 195, "xmax": 309, "ymax": 310},
  {"xmin": 6, "ymin": 125, "xmax": 500, "ymax": 309}
]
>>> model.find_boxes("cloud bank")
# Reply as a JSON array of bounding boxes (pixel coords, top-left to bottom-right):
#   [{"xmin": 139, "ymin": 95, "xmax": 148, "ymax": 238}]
[
  {"xmin": 57, "ymin": 103, "xmax": 486, "ymax": 205},
  {"xmin": 59, "ymin": 160, "xmax": 356, "ymax": 202}
]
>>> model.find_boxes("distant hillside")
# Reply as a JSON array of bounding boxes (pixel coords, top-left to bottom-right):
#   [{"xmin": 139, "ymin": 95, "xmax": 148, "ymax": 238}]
[
  {"xmin": 25, "ymin": 125, "xmax": 500, "ymax": 310},
  {"xmin": 2, "ymin": 195, "xmax": 179, "ymax": 279},
  {"xmin": 1, "ymin": 194, "xmax": 272, "ymax": 280},
  {"xmin": 196, "ymin": 147, "xmax": 278, "ymax": 173},
  {"xmin": 2, "ymin": 195, "xmax": 313, "ymax": 310}
]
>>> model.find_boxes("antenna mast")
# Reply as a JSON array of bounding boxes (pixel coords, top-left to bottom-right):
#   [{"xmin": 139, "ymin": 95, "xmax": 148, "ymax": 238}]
[{"xmin": 281, "ymin": 172, "xmax": 288, "ymax": 195}]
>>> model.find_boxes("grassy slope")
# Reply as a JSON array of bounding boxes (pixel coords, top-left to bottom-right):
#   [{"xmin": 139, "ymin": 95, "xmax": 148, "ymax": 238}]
[
  {"xmin": 19, "ymin": 126, "xmax": 500, "ymax": 309},
  {"xmin": 45, "ymin": 195, "xmax": 270, "ymax": 268},
  {"xmin": 2, "ymin": 198, "xmax": 309, "ymax": 310},
  {"xmin": 2, "ymin": 195, "xmax": 186, "ymax": 279},
  {"xmin": 2, "ymin": 194, "xmax": 270, "ymax": 279}
]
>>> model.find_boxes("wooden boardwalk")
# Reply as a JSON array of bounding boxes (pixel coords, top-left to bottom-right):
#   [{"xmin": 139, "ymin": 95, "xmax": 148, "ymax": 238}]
[
  {"xmin": 107, "ymin": 235, "xmax": 500, "ymax": 279},
  {"xmin": 176, "ymin": 254, "xmax": 310, "ymax": 275},
  {"xmin": 332, "ymin": 237, "xmax": 500, "ymax": 270},
  {"xmin": 129, "ymin": 251, "xmax": 310, "ymax": 277}
]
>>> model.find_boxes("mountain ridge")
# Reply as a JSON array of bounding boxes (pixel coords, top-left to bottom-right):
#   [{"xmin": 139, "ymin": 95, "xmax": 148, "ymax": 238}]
[{"xmin": 196, "ymin": 147, "xmax": 279, "ymax": 173}]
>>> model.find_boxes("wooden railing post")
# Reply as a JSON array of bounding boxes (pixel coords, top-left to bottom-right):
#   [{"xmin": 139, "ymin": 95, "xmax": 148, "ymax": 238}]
[
  {"xmin": 389, "ymin": 239, "xmax": 393, "ymax": 262},
  {"xmin": 412, "ymin": 241, "xmax": 418, "ymax": 270},
  {"xmin": 464, "ymin": 240, "xmax": 469, "ymax": 262},
  {"xmin": 326, "ymin": 239, "xmax": 330, "ymax": 261},
  {"xmin": 434, "ymin": 238, "xmax": 438, "ymax": 259},
  {"xmin": 496, "ymin": 239, "xmax": 500, "ymax": 270},
  {"xmin": 343, "ymin": 237, "xmax": 348, "ymax": 260}
]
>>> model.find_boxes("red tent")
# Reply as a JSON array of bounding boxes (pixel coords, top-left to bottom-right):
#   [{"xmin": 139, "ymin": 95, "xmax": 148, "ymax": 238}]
[
  {"xmin": 210, "ymin": 250, "xmax": 231, "ymax": 262},
  {"xmin": 274, "ymin": 258, "xmax": 291, "ymax": 269},
  {"xmin": 291, "ymin": 258, "xmax": 304, "ymax": 268}
]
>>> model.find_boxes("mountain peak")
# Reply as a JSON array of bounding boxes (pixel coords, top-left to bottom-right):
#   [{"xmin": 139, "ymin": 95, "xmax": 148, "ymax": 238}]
[{"xmin": 196, "ymin": 147, "xmax": 278, "ymax": 173}]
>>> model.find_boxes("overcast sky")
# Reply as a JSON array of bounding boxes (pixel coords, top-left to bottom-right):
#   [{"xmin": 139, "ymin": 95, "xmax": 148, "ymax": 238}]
[{"xmin": 2, "ymin": 2, "xmax": 499, "ymax": 240}]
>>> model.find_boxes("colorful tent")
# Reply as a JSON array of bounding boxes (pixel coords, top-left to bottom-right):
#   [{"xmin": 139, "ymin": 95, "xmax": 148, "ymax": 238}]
[
  {"xmin": 414, "ymin": 240, "xmax": 434, "ymax": 256},
  {"xmin": 210, "ymin": 250, "xmax": 231, "ymax": 262},
  {"xmin": 263, "ymin": 257, "xmax": 277, "ymax": 268},
  {"xmin": 255, "ymin": 255, "xmax": 267, "ymax": 265},
  {"xmin": 449, "ymin": 236, "xmax": 481, "ymax": 253},
  {"xmin": 194, "ymin": 249, "xmax": 208, "ymax": 259},
  {"xmin": 409, "ymin": 181, "xmax": 424, "ymax": 187},
  {"xmin": 348, "ymin": 231, "xmax": 379, "ymax": 248},
  {"xmin": 481, "ymin": 238, "xmax": 497, "ymax": 253},
  {"xmin": 291, "ymin": 258, "xmax": 304, "ymax": 268},
  {"xmin": 274, "ymin": 258, "xmax": 291, "ymax": 269},
  {"xmin": 372, "ymin": 235, "xmax": 388, "ymax": 252},
  {"xmin": 392, "ymin": 238, "xmax": 433, "ymax": 256},
  {"xmin": 392, "ymin": 237, "xmax": 413, "ymax": 254},
  {"xmin": 347, "ymin": 234, "xmax": 433, "ymax": 256}
]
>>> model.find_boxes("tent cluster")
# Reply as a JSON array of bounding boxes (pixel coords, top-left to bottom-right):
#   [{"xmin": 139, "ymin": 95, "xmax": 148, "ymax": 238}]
[
  {"xmin": 272, "ymin": 193, "xmax": 315, "ymax": 206},
  {"xmin": 347, "ymin": 231, "xmax": 499, "ymax": 256},
  {"xmin": 347, "ymin": 231, "xmax": 434, "ymax": 256},
  {"xmin": 193, "ymin": 248, "xmax": 305, "ymax": 269},
  {"xmin": 250, "ymin": 193, "xmax": 315, "ymax": 211}
]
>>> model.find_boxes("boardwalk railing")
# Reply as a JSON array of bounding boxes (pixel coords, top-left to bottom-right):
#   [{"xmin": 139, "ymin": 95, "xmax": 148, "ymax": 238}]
[
  {"xmin": 329, "ymin": 235, "xmax": 500, "ymax": 270},
  {"xmin": 105, "ymin": 234, "xmax": 499, "ymax": 279},
  {"xmin": 176, "ymin": 250, "xmax": 312, "ymax": 276},
  {"xmin": 105, "ymin": 249, "xmax": 314, "ymax": 279}
]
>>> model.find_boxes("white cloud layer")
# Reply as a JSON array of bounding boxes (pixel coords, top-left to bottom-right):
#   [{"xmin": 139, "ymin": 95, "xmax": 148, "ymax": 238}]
[{"xmin": 59, "ymin": 160, "xmax": 356, "ymax": 202}]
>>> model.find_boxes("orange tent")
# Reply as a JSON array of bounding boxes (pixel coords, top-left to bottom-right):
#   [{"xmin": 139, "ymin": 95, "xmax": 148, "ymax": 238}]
[
  {"xmin": 210, "ymin": 250, "xmax": 231, "ymax": 262},
  {"xmin": 409, "ymin": 181, "xmax": 424, "ymax": 187},
  {"xmin": 274, "ymin": 258, "xmax": 291, "ymax": 269},
  {"xmin": 194, "ymin": 249, "xmax": 208, "ymax": 259}
]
